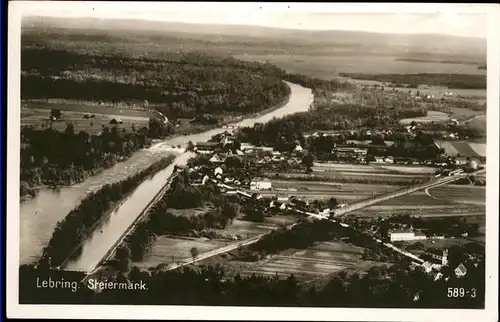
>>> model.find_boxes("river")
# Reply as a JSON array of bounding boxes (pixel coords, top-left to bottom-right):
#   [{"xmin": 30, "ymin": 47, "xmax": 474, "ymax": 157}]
[{"xmin": 19, "ymin": 81, "xmax": 313, "ymax": 266}]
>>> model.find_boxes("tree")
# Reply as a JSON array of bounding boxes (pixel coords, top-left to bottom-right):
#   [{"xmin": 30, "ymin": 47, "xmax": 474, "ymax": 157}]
[
  {"xmin": 115, "ymin": 245, "xmax": 132, "ymax": 273},
  {"xmin": 301, "ymin": 153, "xmax": 314, "ymax": 173},
  {"xmin": 190, "ymin": 247, "xmax": 199, "ymax": 262},
  {"xmin": 50, "ymin": 109, "xmax": 61, "ymax": 120},
  {"xmin": 221, "ymin": 202, "xmax": 239, "ymax": 223},
  {"xmin": 64, "ymin": 122, "xmax": 75, "ymax": 136},
  {"xmin": 327, "ymin": 197, "xmax": 339, "ymax": 209},
  {"xmin": 186, "ymin": 141, "xmax": 195, "ymax": 152}
]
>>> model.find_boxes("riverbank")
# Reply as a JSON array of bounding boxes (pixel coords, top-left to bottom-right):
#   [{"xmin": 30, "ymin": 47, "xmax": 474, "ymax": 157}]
[
  {"xmin": 20, "ymin": 81, "xmax": 313, "ymax": 266},
  {"xmin": 39, "ymin": 156, "xmax": 177, "ymax": 268}
]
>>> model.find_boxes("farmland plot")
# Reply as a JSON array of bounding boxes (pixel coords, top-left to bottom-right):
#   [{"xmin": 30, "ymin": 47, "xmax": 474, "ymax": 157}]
[
  {"xmin": 135, "ymin": 236, "xmax": 227, "ymax": 268},
  {"xmin": 435, "ymin": 140, "xmax": 485, "ymax": 158},
  {"xmin": 235, "ymin": 241, "xmax": 364, "ymax": 281},
  {"xmin": 349, "ymin": 185, "xmax": 485, "ymax": 218}
]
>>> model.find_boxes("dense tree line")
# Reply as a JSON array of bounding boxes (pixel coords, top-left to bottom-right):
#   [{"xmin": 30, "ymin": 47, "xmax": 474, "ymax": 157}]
[
  {"xmin": 20, "ymin": 123, "xmax": 153, "ymax": 198},
  {"xmin": 38, "ymin": 156, "xmax": 176, "ymax": 267},
  {"xmin": 21, "ymin": 47, "xmax": 291, "ymax": 120},
  {"xmin": 339, "ymin": 73, "xmax": 486, "ymax": 90},
  {"xmin": 19, "ymin": 257, "xmax": 484, "ymax": 308},
  {"xmin": 283, "ymin": 72, "xmax": 356, "ymax": 91},
  {"xmin": 238, "ymin": 219, "xmax": 403, "ymax": 263},
  {"xmin": 379, "ymin": 215, "xmax": 481, "ymax": 239}
]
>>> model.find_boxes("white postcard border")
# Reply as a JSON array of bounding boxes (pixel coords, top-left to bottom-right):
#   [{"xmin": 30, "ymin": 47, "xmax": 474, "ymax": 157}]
[{"xmin": 6, "ymin": 2, "xmax": 499, "ymax": 321}]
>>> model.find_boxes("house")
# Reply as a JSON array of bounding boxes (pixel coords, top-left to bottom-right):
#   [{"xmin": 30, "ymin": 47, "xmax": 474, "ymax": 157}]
[
  {"xmin": 455, "ymin": 263, "xmax": 467, "ymax": 278},
  {"xmin": 455, "ymin": 156, "xmax": 468, "ymax": 166},
  {"xmin": 201, "ymin": 175, "xmax": 210, "ymax": 185},
  {"xmin": 388, "ymin": 228, "xmax": 427, "ymax": 242},
  {"xmin": 276, "ymin": 195, "xmax": 289, "ymax": 203},
  {"xmin": 209, "ymin": 154, "xmax": 224, "ymax": 164},
  {"xmin": 250, "ymin": 178, "xmax": 272, "ymax": 191},
  {"xmin": 269, "ymin": 201, "xmax": 287, "ymax": 211},
  {"xmin": 109, "ymin": 118, "xmax": 122, "ymax": 125},
  {"xmin": 421, "ymin": 261, "xmax": 433, "ymax": 273},
  {"xmin": 434, "ymin": 272, "xmax": 444, "ymax": 281},
  {"xmin": 331, "ymin": 146, "xmax": 367, "ymax": 159},
  {"xmin": 240, "ymin": 143, "xmax": 255, "ymax": 152},
  {"xmin": 289, "ymin": 196, "xmax": 309, "ymax": 208},
  {"xmin": 214, "ymin": 167, "xmax": 223, "ymax": 176},
  {"xmin": 385, "ymin": 157, "xmax": 394, "ymax": 163},
  {"xmin": 195, "ymin": 142, "xmax": 219, "ymax": 152},
  {"xmin": 254, "ymin": 146, "xmax": 274, "ymax": 153}
]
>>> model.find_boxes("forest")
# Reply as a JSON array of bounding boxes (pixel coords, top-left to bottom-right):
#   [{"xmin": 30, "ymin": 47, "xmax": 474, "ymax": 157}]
[
  {"xmin": 20, "ymin": 122, "xmax": 153, "ymax": 198},
  {"xmin": 339, "ymin": 72, "xmax": 486, "ymax": 90},
  {"xmin": 37, "ymin": 155, "xmax": 176, "ymax": 268},
  {"xmin": 21, "ymin": 47, "xmax": 291, "ymax": 120}
]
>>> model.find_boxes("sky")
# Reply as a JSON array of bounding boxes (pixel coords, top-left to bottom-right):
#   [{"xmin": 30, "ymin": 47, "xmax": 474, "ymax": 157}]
[{"xmin": 12, "ymin": 2, "xmax": 490, "ymax": 38}]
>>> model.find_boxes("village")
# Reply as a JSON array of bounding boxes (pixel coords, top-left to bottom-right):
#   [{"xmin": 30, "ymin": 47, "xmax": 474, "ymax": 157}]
[{"xmin": 147, "ymin": 123, "xmax": 487, "ymax": 284}]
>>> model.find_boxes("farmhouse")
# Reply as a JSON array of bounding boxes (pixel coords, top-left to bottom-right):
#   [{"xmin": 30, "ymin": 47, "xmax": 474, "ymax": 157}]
[
  {"xmin": 250, "ymin": 178, "xmax": 272, "ymax": 191},
  {"xmin": 332, "ymin": 146, "xmax": 368, "ymax": 159},
  {"xmin": 388, "ymin": 228, "xmax": 427, "ymax": 242},
  {"xmin": 454, "ymin": 156, "xmax": 468, "ymax": 166},
  {"xmin": 209, "ymin": 154, "xmax": 224, "ymax": 164},
  {"xmin": 454, "ymin": 263, "xmax": 468, "ymax": 278},
  {"xmin": 421, "ymin": 261, "xmax": 433, "ymax": 273},
  {"xmin": 109, "ymin": 118, "xmax": 123, "ymax": 125},
  {"xmin": 195, "ymin": 142, "xmax": 219, "ymax": 153}
]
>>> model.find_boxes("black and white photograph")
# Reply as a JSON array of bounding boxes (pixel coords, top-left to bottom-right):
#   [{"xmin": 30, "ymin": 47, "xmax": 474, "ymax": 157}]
[{"xmin": 6, "ymin": 2, "xmax": 499, "ymax": 320}]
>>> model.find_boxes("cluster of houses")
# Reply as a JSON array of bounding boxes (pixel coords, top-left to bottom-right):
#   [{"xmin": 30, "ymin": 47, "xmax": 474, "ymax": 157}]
[{"xmin": 412, "ymin": 248, "xmax": 470, "ymax": 280}]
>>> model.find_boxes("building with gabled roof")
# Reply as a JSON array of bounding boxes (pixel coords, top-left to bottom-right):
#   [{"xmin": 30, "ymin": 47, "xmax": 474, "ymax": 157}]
[{"xmin": 455, "ymin": 263, "xmax": 467, "ymax": 278}]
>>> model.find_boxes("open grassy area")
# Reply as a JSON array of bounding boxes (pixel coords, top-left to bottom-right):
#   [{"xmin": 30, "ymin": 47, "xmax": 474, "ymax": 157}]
[
  {"xmin": 198, "ymin": 240, "xmax": 365, "ymax": 282},
  {"xmin": 262, "ymin": 180, "xmax": 399, "ymax": 204},
  {"xmin": 23, "ymin": 101, "xmax": 156, "ymax": 118},
  {"xmin": 234, "ymin": 54, "xmax": 486, "ymax": 78},
  {"xmin": 235, "ymin": 241, "xmax": 364, "ymax": 281},
  {"xmin": 135, "ymin": 236, "xmax": 227, "ymax": 269},
  {"xmin": 435, "ymin": 140, "xmax": 486, "ymax": 158},
  {"xmin": 399, "ymin": 110, "xmax": 450, "ymax": 125},
  {"xmin": 135, "ymin": 214, "xmax": 300, "ymax": 268},
  {"xmin": 21, "ymin": 107, "xmax": 150, "ymax": 135},
  {"xmin": 349, "ymin": 184, "xmax": 485, "ymax": 218}
]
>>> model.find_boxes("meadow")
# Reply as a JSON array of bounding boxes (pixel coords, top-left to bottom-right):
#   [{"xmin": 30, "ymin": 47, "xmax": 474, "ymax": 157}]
[{"xmin": 234, "ymin": 54, "xmax": 486, "ymax": 78}]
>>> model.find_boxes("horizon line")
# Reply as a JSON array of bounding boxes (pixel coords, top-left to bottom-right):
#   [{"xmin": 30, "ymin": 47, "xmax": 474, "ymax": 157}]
[{"xmin": 22, "ymin": 14, "xmax": 487, "ymax": 40}]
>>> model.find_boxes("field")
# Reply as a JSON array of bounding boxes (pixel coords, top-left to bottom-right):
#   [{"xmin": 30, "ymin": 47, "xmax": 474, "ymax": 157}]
[
  {"xmin": 136, "ymin": 215, "xmax": 300, "ymax": 268},
  {"xmin": 348, "ymin": 184, "xmax": 486, "ymax": 218},
  {"xmin": 263, "ymin": 180, "xmax": 400, "ymax": 204},
  {"xmin": 234, "ymin": 54, "xmax": 486, "ymax": 78},
  {"xmin": 199, "ymin": 241, "xmax": 365, "ymax": 282},
  {"xmin": 23, "ymin": 101, "xmax": 156, "ymax": 118},
  {"xmin": 21, "ymin": 107, "xmax": 150, "ymax": 135},
  {"xmin": 435, "ymin": 140, "xmax": 486, "ymax": 158},
  {"xmin": 238, "ymin": 242, "xmax": 364, "ymax": 281},
  {"xmin": 135, "ymin": 236, "xmax": 227, "ymax": 269},
  {"xmin": 465, "ymin": 114, "xmax": 487, "ymax": 133},
  {"xmin": 399, "ymin": 111, "xmax": 450, "ymax": 125}
]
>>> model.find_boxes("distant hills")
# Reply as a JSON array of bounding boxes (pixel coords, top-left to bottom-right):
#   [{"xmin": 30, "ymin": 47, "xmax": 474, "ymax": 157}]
[{"xmin": 22, "ymin": 16, "xmax": 486, "ymax": 63}]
